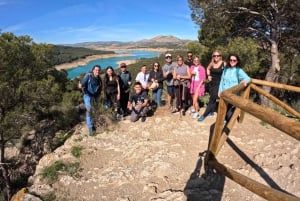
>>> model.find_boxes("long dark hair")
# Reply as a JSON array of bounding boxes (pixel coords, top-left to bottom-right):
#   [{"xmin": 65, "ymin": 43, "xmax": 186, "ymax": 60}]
[
  {"xmin": 105, "ymin": 66, "xmax": 118, "ymax": 82},
  {"xmin": 227, "ymin": 53, "xmax": 242, "ymax": 68},
  {"xmin": 152, "ymin": 62, "xmax": 160, "ymax": 71}
]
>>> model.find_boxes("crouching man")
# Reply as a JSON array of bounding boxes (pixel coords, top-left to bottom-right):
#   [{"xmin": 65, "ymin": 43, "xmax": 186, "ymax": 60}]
[{"xmin": 127, "ymin": 82, "xmax": 149, "ymax": 122}]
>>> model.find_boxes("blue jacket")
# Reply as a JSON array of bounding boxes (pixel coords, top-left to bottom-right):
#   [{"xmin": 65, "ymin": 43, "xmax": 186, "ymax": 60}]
[
  {"xmin": 81, "ymin": 72, "xmax": 102, "ymax": 97},
  {"xmin": 218, "ymin": 67, "xmax": 251, "ymax": 93}
]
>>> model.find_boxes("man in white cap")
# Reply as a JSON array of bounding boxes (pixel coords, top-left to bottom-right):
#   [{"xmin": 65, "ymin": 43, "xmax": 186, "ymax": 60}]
[{"xmin": 162, "ymin": 53, "xmax": 176, "ymax": 109}]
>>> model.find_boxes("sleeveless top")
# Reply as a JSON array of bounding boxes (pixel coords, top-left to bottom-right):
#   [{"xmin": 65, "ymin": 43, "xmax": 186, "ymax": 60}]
[
  {"xmin": 106, "ymin": 77, "xmax": 118, "ymax": 94},
  {"xmin": 175, "ymin": 64, "xmax": 188, "ymax": 76},
  {"xmin": 210, "ymin": 62, "xmax": 224, "ymax": 87}
]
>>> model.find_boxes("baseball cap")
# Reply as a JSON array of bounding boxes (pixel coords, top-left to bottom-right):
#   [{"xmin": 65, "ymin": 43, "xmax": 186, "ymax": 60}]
[
  {"xmin": 120, "ymin": 63, "xmax": 127, "ymax": 68},
  {"xmin": 165, "ymin": 53, "xmax": 172, "ymax": 58}
]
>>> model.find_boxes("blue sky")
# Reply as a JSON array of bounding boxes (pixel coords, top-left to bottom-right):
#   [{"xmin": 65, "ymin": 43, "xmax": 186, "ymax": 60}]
[{"xmin": 0, "ymin": 0, "xmax": 199, "ymax": 44}]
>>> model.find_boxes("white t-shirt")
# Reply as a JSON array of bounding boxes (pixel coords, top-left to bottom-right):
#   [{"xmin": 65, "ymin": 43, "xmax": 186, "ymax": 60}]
[{"xmin": 135, "ymin": 72, "xmax": 149, "ymax": 88}]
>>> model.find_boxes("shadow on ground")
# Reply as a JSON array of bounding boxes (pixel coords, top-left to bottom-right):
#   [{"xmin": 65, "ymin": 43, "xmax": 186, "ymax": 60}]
[{"xmin": 183, "ymin": 123, "xmax": 225, "ymax": 201}]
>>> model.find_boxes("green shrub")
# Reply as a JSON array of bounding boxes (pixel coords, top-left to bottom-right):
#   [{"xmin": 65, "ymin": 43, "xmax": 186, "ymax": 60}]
[
  {"xmin": 40, "ymin": 161, "xmax": 81, "ymax": 184},
  {"xmin": 71, "ymin": 146, "xmax": 83, "ymax": 158}
]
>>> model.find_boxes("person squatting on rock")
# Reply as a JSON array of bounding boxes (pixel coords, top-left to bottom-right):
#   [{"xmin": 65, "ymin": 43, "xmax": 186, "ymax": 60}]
[
  {"xmin": 172, "ymin": 55, "xmax": 191, "ymax": 115},
  {"xmin": 127, "ymin": 82, "xmax": 149, "ymax": 122},
  {"xmin": 104, "ymin": 66, "xmax": 121, "ymax": 119},
  {"xmin": 198, "ymin": 49, "xmax": 225, "ymax": 122},
  {"xmin": 78, "ymin": 65, "xmax": 102, "ymax": 136},
  {"xmin": 162, "ymin": 53, "xmax": 177, "ymax": 110},
  {"xmin": 118, "ymin": 63, "xmax": 132, "ymax": 116},
  {"xmin": 218, "ymin": 53, "xmax": 251, "ymax": 123},
  {"xmin": 148, "ymin": 62, "xmax": 164, "ymax": 107}
]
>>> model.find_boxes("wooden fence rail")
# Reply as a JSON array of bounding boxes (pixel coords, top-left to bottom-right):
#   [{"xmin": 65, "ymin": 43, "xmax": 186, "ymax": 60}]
[{"xmin": 205, "ymin": 79, "xmax": 300, "ymax": 201}]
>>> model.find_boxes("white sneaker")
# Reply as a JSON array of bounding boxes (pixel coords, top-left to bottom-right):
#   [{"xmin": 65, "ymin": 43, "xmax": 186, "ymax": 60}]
[
  {"xmin": 192, "ymin": 113, "xmax": 200, "ymax": 119},
  {"xmin": 189, "ymin": 108, "xmax": 196, "ymax": 115}
]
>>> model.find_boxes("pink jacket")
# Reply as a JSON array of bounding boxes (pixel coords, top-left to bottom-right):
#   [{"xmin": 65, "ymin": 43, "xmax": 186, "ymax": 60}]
[{"xmin": 190, "ymin": 65, "xmax": 206, "ymax": 96}]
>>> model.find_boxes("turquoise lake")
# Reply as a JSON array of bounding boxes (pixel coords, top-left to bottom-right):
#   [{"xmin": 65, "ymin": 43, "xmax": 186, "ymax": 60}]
[{"xmin": 67, "ymin": 50, "xmax": 161, "ymax": 79}]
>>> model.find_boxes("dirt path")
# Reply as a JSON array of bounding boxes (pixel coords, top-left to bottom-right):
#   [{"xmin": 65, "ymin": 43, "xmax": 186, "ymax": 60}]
[{"xmin": 30, "ymin": 106, "xmax": 300, "ymax": 201}]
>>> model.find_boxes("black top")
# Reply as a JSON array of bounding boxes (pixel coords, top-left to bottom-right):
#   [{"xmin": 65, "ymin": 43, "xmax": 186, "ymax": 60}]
[
  {"xmin": 129, "ymin": 91, "xmax": 149, "ymax": 104},
  {"xmin": 148, "ymin": 70, "xmax": 164, "ymax": 89},
  {"xmin": 105, "ymin": 77, "xmax": 118, "ymax": 94},
  {"xmin": 184, "ymin": 60, "xmax": 194, "ymax": 67},
  {"xmin": 118, "ymin": 71, "xmax": 132, "ymax": 90},
  {"xmin": 210, "ymin": 62, "xmax": 224, "ymax": 87}
]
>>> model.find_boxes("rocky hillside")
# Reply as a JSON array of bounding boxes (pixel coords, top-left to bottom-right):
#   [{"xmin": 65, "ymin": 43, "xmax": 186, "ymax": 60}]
[{"xmin": 23, "ymin": 106, "xmax": 300, "ymax": 201}]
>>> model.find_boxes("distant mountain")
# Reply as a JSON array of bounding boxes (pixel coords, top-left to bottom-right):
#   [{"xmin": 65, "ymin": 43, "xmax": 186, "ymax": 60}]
[
  {"xmin": 137, "ymin": 35, "xmax": 184, "ymax": 44},
  {"xmin": 69, "ymin": 35, "xmax": 194, "ymax": 50}
]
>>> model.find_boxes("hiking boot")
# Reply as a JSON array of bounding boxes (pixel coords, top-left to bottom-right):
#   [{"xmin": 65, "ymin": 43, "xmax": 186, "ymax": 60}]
[
  {"xmin": 88, "ymin": 128, "xmax": 95, "ymax": 136},
  {"xmin": 182, "ymin": 110, "xmax": 186, "ymax": 116},
  {"xmin": 141, "ymin": 116, "xmax": 146, "ymax": 122}
]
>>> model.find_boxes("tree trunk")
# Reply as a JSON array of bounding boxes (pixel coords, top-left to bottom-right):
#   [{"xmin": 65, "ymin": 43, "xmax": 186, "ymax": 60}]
[
  {"xmin": 260, "ymin": 41, "xmax": 280, "ymax": 107},
  {"xmin": 0, "ymin": 132, "xmax": 12, "ymax": 201}
]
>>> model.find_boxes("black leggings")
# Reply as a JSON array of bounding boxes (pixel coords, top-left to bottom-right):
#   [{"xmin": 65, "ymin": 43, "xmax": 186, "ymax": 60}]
[
  {"xmin": 106, "ymin": 92, "xmax": 120, "ymax": 112},
  {"xmin": 202, "ymin": 84, "xmax": 219, "ymax": 117},
  {"xmin": 120, "ymin": 90, "xmax": 129, "ymax": 114}
]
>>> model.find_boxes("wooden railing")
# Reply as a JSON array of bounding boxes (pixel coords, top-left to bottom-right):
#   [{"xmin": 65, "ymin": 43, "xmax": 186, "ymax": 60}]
[{"xmin": 205, "ymin": 78, "xmax": 300, "ymax": 201}]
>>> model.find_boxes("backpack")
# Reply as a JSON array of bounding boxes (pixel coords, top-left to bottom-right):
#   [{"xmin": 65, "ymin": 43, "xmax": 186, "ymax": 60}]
[{"xmin": 78, "ymin": 72, "xmax": 102, "ymax": 95}]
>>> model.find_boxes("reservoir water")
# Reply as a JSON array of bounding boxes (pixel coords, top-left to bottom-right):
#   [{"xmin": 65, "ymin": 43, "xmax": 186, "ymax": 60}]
[{"xmin": 67, "ymin": 50, "xmax": 161, "ymax": 79}]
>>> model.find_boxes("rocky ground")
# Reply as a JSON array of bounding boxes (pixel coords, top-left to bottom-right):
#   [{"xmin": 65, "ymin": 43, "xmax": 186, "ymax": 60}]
[{"xmin": 28, "ymin": 106, "xmax": 300, "ymax": 201}]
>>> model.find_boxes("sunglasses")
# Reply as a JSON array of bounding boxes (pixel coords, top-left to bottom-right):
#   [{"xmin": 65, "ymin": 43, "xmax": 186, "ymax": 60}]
[
  {"xmin": 230, "ymin": 59, "xmax": 237, "ymax": 62},
  {"xmin": 212, "ymin": 55, "xmax": 221, "ymax": 58},
  {"xmin": 165, "ymin": 56, "xmax": 172, "ymax": 59}
]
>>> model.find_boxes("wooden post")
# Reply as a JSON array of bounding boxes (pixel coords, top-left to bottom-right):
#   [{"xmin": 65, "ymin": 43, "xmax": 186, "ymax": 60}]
[
  {"xmin": 250, "ymin": 83, "xmax": 300, "ymax": 119},
  {"xmin": 239, "ymin": 84, "xmax": 251, "ymax": 123},
  {"xmin": 208, "ymin": 159, "xmax": 300, "ymax": 201},
  {"xmin": 206, "ymin": 98, "xmax": 227, "ymax": 163},
  {"xmin": 251, "ymin": 78, "xmax": 300, "ymax": 92},
  {"xmin": 215, "ymin": 107, "xmax": 241, "ymax": 155},
  {"xmin": 222, "ymin": 91, "xmax": 300, "ymax": 141}
]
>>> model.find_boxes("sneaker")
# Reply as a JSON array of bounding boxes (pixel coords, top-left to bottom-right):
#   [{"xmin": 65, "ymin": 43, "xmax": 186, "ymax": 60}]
[
  {"xmin": 171, "ymin": 108, "xmax": 179, "ymax": 114},
  {"xmin": 192, "ymin": 113, "xmax": 200, "ymax": 119},
  {"xmin": 198, "ymin": 116, "xmax": 205, "ymax": 122},
  {"xmin": 141, "ymin": 116, "xmax": 146, "ymax": 122},
  {"xmin": 189, "ymin": 108, "xmax": 196, "ymax": 114}
]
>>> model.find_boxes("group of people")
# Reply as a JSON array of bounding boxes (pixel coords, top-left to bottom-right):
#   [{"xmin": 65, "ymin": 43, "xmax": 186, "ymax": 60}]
[{"xmin": 79, "ymin": 50, "xmax": 251, "ymax": 135}]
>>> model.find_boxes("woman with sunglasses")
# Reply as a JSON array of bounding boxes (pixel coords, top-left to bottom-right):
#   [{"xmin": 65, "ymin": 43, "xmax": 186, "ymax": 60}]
[
  {"xmin": 198, "ymin": 50, "xmax": 225, "ymax": 122},
  {"xmin": 148, "ymin": 62, "xmax": 164, "ymax": 107},
  {"xmin": 218, "ymin": 53, "xmax": 251, "ymax": 122}
]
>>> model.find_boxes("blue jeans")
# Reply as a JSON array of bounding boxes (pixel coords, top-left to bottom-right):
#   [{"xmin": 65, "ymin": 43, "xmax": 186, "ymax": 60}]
[
  {"xmin": 152, "ymin": 88, "xmax": 162, "ymax": 106},
  {"xmin": 83, "ymin": 94, "xmax": 98, "ymax": 129}
]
